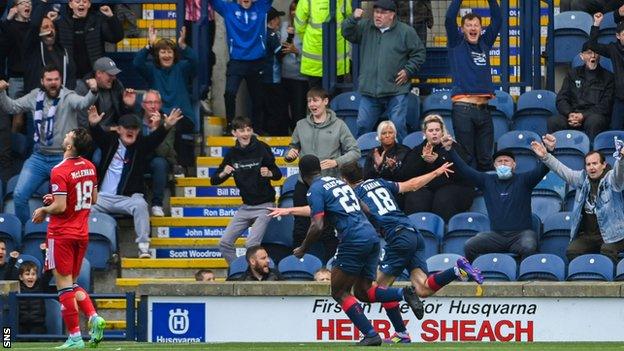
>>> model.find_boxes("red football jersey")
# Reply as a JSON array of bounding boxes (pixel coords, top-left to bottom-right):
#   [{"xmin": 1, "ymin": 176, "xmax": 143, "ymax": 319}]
[{"xmin": 47, "ymin": 157, "xmax": 98, "ymax": 239}]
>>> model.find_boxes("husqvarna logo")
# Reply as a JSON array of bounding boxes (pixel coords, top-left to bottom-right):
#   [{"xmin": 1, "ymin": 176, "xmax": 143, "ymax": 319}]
[{"xmin": 168, "ymin": 308, "xmax": 189, "ymax": 334}]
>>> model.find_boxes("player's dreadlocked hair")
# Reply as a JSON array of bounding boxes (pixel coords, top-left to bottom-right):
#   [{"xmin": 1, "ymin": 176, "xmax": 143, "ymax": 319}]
[{"xmin": 71, "ymin": 127, "xmax": 93, "ymax": 157}]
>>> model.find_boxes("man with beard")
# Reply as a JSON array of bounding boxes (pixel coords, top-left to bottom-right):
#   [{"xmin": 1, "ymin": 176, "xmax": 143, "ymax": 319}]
[
  {"xmin": 23, "ymin": 8, "xmax": 76, "ymax": 91},
  {"xmin": 227, "ymin": 246, "xmax": 281, "ymax": 281},
  {"xmin": 0, "ymin": 64, "xmax": 98, "ymax": 224}
]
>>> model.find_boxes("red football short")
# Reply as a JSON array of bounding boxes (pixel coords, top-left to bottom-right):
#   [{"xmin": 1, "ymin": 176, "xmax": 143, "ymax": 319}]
[{"xmin": 45, "ymin": 237, "xmax": 88, "ymax": 277}]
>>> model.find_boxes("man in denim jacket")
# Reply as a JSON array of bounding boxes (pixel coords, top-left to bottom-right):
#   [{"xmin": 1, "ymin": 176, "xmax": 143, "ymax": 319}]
[{"xmin": 531, "ymin": 135, "xmax": 624, "ymax": 262}]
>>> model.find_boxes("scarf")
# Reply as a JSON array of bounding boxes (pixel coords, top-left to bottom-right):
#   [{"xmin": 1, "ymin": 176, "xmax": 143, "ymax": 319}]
[{"xmin": 34, "ymin": 90, "xmax": 59, "ymax": 146}]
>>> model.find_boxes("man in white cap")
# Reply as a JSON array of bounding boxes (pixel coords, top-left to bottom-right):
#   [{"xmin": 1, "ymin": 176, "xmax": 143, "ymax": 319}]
[{"xmin": 76, "ymin": 56, "xmax": 136, "ymax": 129}]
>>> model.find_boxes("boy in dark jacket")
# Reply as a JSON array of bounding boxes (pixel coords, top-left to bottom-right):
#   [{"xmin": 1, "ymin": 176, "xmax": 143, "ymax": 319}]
[
  {"xmin": 6, "ymin": 247, "xmax": 54, "ymax": 335},
  {"xmin": 211, "ymin": 117, "xmax": 282, "ymax": 264}
]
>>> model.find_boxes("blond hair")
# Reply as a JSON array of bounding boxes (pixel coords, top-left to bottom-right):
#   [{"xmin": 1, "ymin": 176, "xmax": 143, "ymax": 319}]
[{"xmin": 421, "ymin": 114, "xmax": 449, "ymax": 136}]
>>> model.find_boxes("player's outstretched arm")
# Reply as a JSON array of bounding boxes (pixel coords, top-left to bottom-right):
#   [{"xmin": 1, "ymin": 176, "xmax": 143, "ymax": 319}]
[
  {"xmin": 267, "ymin": 205, "xmax": 311, "ymax": 218},
  {"xmin": 294, "ymin": 214, "xmax": 324, "ymax": 258},
  {"xmin": 397, "ymin": 162, "xmax": 454, "ymax": 193},
  {"xmin": 32, "ymin": 195, "xmax": 67, "ymax": 223}
]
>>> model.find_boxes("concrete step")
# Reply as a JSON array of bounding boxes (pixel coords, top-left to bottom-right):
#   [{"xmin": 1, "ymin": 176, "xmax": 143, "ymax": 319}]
[
  {"xmin": 116, "ymin": 277, "xmax": 227, "ymax": 287},
  {"xmin": 97, "ymin": 309, "xmax": 127, "ymax": 322},
  {"xmin": 121, "ymin": 258, "xmax": 228, "ymax": 269},
  {"xmin": 120, "ymin": 267, "xmax": 228, "ymax": 279},
  {"xmin": 175, "ymin": 177, "xmax": 286, "ymax": 187},
  {"xmin": 150, "ymin": 217, "xmax": 232, "ymax": 227}
]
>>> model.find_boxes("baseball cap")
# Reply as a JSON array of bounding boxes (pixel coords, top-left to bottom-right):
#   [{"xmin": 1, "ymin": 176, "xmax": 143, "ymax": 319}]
[
  {"xmin": 93, "ymin": 57, "xmax": 122, "ymax": 75},
  {"xmin": 581, "ymin": 41, "xmax": 597, "ymax": 52},
  {"xmin": 299, "ymin": 155, "xmax": 321, "ymax": 176},
  {"xmin": 118, "ymin": 114, "xmax": 141, "ymax": 129},
  {"xmin": 373, "ymin": 0, "xmax": 397, "ymax": 12},
  {"xmin": 268, "ymin": 7, "xmax": 285, "ymax": 21},
  {"xmin": 492, "ymin": 149, "xmax": 515, "ymax": 161}
]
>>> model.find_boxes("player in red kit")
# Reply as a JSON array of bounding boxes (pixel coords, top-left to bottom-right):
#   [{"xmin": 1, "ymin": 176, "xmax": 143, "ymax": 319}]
[{"xmin": 32, "ymin": 127, "xmax": 106, "ymax": 349}]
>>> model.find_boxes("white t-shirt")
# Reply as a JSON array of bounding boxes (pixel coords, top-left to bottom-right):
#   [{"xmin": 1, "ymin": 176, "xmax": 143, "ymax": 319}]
[{"xmin": 100, "ymin": 141, "xmax": 127, "ymax": 195}]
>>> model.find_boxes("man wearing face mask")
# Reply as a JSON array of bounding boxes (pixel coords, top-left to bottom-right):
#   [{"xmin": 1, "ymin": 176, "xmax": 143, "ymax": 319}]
[
  {"xmin": 532, "ymin": 135, "xmax": 624, "ymax": 262},
  {"xmin": 442, "ymin": 135, "xmax": 553, "ymax": 262},
  {"xmin": 548, "ymin": 42, "xmax": 613, "ymax": 140},
  {"xmin": 87, "ymin": 107, "xmax": 183, "ymax": 258}
]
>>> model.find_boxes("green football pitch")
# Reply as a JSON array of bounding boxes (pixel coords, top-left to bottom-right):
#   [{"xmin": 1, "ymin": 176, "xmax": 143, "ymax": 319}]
[{"xmin": 9, "ymin": 342, "xmax": 624, "ymax": 350}]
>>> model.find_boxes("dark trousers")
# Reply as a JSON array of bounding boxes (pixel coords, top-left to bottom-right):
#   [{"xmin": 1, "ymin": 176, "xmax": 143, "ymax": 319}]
[
  {"xmin": 452, "ymin": 103, "xmax": 494, "ymax": 171},
  {"xmin": 293, "ymin": 180, "xmax": 338, "ymax": 263},
  {"xmin": 0, "ymin": 110, "xmax": 14, "ymax": 183},
  {"xmin": 173, "ymin": 117, "xmax": 196, "ymax": 168},
  {"xmin": 282, "ymin": 78, "xmax": 308, "ymax": 131},
  {"xmin": 224, "ymin": 59, "xmax": 264, "ymax": 129},
  {"xmin": 464, "ymin": 229, "xmax": 538, "ymax": 262},
  {"xmin": 402, "ymin": 184, "xmax": 475, "ymax": 222},
  {"xmin": 566, "ymin": 233, "xmax": 624, "ymax": 262},
  {"xmin": 262, "ymin": 82, "xmax": 290, "ymax": 136},
  {"xmin": 547, "ymin": 112, "xmax": 609, "ymax": 140},
  {"xmin": 565, "ymin": 0, "xmax": 622, "ymax": 13}
]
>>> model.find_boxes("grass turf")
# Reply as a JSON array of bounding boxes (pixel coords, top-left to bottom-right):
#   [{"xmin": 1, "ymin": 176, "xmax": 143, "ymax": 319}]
[{"xmin": 9, "ymin": 342, "xmax": 624, "ymax": 350}]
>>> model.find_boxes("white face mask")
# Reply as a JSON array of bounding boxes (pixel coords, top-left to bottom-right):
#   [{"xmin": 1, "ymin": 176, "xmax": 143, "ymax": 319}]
[{"xmin": 495, "ymin": 165, "xmax": 512, "ymax": 179}]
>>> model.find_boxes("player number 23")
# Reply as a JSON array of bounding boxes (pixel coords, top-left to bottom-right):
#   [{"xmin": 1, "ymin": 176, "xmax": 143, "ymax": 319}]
[
  {"xmin": 75, "ymin": 180, "xmax": 94, "ymax": 210},
  {"xmin": 333, "ymin": 185, "xmax": 360, "ymax": 213}
]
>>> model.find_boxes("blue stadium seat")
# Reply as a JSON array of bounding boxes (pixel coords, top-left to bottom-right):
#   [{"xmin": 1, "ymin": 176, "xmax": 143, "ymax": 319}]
[
  {"xmin": 280, "ymin": 174, "xmax": 299, "ymax": 199},
  {"xmin": 518, "ymin": 254, "xmax": 566, "ymax": 281},
  {"xmin": 0, "ymin": 213, "xmax": 21, "ymax": 253},
  {"xmin": 563, "ymin": 189, "xmax": 576, "ymax": 212},
  {"xmin": 598, "ymin": 11, "xmax": 617, "ymax": 44},
  {"xmin": 402, "ymin": 131, "xmax": 425, "ymax": 149},
  {"xmin": 426, "ymin": 253, "xmax": 461, "ymax": 274},
  {"xmin": 594, "ymin": 130, "xmax": 624, "ymax": 166},
  {"xmin": 532, "ymin": 213, "xmax": 542, "ymax": 239},
  {"xmin": 473, "ymin": 253, "xmax": 517, "ymax": 281},
  {"xmin": 357, "ymin": 132, "xmax": 380, "ymax": 166},
  {"xmin": 496, "ymin": 131, "xmax": 541, "ymax": 172},
  {"xmin": 50, "ymin": 258, "xmax": 92, "ymax": 292},
  {"xmin": 278, "ymin": 254, "xmax": 323, "ymax": 281},
  {"xmin": 616, "ymin": 259, "xmax": 624, "ymax": 281},
  {"xmin": 533, "ymin": 171, "xmax": 567, "ymax": 199},
  {"xmin": 512, "ymin": 90, "xmax": 557, "ymax": 136},
  {"xmin": 45, "ymin": 299, "xmax": 63, "ymax": 336},
  {"xmin": 14, "ymin": 254, "xmax": 42, "ymax": 274},
  {"xmin": 408, "ymin": 212, "xmax": 444, "ymax": 260},
  {"xmin": 22, "ymin": 220, "xmax": 48, "ymax": 264},
  {"xmin": 442, "ymin": 212, "xmax": 490, "ymax": 256},
  {"xmin": 469, "ymin": 192, "xmax": 487, "ymax": 215},
  {"xmin": 87, "ymin": 213, "xmax": 117, "ymax": 270},
  {"xmin": 261, "ymin": 215, "xmax": 294, "ymax": 248},
  {"xmin": 489, "ymin": 90, "xmax": 514, "ymax": 142},
  {"xmin": 330, "ymin": 91, "xmax": 360, "ymax": 138},
  {"xmin": 552, "ymin": 130, "xmax": 590, "ymax": 171},
  {"xmin": 567, "ymin": 254, "xmax": 614, "ymax": 281},
  {"xmin": 539, "ymin": 212, "xmax": 573, "ymax": 261},
  {"xmin": 572, "ymin": 54, "xmax": 613, "ymax": 73},
  {"xmin": 531, "ymin": 195, "xmax": 562, "ymax": 222},
  {"xmin": 421, "ymin": 91, "xmax": 454, "ymax": 136},
  {"xmin": 554, "ymin": 11, "xmax": 592, "ymax": 63},
  {"xmin": 3, "ymin": 176, "xmax": 46, "ymax": 215}
]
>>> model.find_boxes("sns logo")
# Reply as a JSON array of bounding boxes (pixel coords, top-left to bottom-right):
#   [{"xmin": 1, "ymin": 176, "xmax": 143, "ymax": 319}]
[{"xmin": 168, "ymin": 308, "xmax": 190, "ymax": 335}]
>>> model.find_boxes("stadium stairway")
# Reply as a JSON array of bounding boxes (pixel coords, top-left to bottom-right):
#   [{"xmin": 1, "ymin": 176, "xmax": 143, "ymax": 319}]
[{"xmin": 105, "ymin": 136, "xmax": 296, "ymax": 291}]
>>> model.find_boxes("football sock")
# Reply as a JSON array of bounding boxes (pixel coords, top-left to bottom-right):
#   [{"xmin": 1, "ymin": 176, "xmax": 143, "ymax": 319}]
[
  {"xmin": 59, "ymin": 287, "xmax": 80, "ymax": 335},
  {"xmin": 367, "ymin": 286, "xmax": 403, "ymax": 303},
  {"xmin": 73, "ymin": 284, "xmax": 98, "ymax": 319},
  {"xmin": 382, "ymin": 302, "xmax": 407, "ymax": 333},
  {"xmin": 342, "ymin": 295, "xmax": 377, "ymax": 337},
  {"xmin": 426, "ymin": 267, "xmax": 458, "ymax": 292}
]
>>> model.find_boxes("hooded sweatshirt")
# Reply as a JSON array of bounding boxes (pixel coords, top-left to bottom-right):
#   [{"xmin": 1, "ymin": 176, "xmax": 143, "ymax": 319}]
[
  {"xmin": 211, "ymin": 136, "xmax": 282, "ymax": 205},
  {"xmin": 287, "ymin": 109, "xmax": 360, "ymax": 178}
]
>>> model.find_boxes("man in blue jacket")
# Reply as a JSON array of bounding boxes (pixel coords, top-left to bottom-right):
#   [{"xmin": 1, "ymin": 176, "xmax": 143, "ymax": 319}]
[
  {"xmin": 445, "ymin": 0, "xmax": 501, "ymax": 171},
  {"xmin": 210, "ymin": 0, "xmax": 272, "ymax": 134}
]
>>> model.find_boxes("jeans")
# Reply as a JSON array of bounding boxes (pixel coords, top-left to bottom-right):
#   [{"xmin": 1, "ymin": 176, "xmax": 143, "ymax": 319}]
[
  {"xmin": 14, "ymin": 152, "xmax": 63, "ymax": 224},
  {"xmin": 464, "ymin": 229, "xmax": 538, "ymax": 262},
  {"xmin": 224, "ymin": 59, "xmax": 264, "ymax": 129},
  {"xmin": 452, "ymin": 103, "xmax": 494, "ymax": 171},
  {"xmin": 149, "ymin": 157, "xmax": 169, "ymax": 207},
  {"xmin": 357, "ymin": 94, "xmax": 408, "ymax": 141},
  {"xmin": 92, "ymin": 193, "xmax": 150, "ymax": 243}
]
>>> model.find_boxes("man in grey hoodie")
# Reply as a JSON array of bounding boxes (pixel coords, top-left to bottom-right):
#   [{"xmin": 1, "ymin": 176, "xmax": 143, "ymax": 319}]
[
  {"xmin": 0, "ymin": 64, "xmax": 98, "ymax": 224},
  {"xmin": 285, "ymin": 87, "xmax": 360, "ymax": 261}
]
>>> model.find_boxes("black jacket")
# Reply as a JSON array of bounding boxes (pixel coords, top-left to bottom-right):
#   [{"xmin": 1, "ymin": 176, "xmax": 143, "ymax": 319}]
[
  {"xmin": 211, "ymin": 136, "xmax": 281, "ymax": 205},
  {"xmin": 23, "ymin": 2, "xmax": 76, "ymax": 91},
  {"xmin": 76, "ymin": 73, "xmax": 131, "ymax": 128},
  {"xmin": 397, "ymin": 141, "xmax": 473, "ymax": 189},
  {"xmin": 6, "ymin": 255, "xmax": 55, "ymax": 328},
  {"xmin": 363, "ymin": 143, "xmax": 411, "ymax": 181},
  {"xmin": 556, "ymin": 65, "xmax": 614, "ymax": 118},
  {"xmin": 0, "ymin": 19, "xmax": 30, "ymax": 78},
  {"xmin": 229, "ymin": 267, "xmax": 282, "ymax": 281},
  {"xmin": 590, "ymin": 11, "xmax": 624, "ymax": 100},
  {"xmin": 90, "ymin": 123, "xmax": 169, "ymax": 196},
  {"xmin": 52, "ymin": 4, "xmax": 124, "ymax": 74}
]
